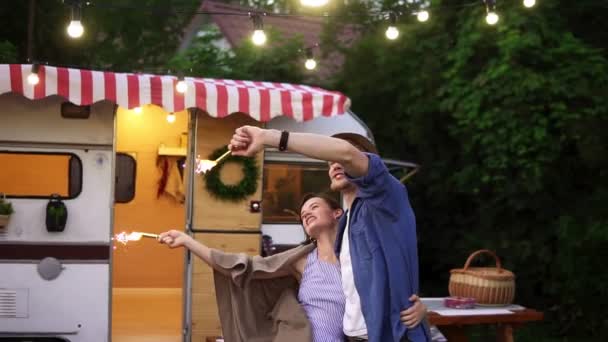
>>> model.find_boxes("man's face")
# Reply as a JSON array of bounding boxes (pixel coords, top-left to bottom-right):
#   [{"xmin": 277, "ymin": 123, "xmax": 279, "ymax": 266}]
[{"xmin": 328, "ymin": 161, "xmax": 355, "ymax": 192}]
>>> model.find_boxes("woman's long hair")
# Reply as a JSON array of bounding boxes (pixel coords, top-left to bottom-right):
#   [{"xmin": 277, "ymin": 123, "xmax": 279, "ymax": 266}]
[{"xmin": 299, "ymin": 192, "xmax": 342, "ymax": 245}]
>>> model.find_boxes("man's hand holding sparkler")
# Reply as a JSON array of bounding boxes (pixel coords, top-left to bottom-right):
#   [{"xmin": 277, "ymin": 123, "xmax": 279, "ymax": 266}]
[
  {"xmin": 229, "ymin": 126, "xmax": 267, "ymax": 157},
  {"xmin": 229, "ymin": 126, "xmax": 369, "ymax": 177}
]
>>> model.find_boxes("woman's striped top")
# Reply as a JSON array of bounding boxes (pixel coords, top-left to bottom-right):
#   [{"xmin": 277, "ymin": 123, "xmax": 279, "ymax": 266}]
[{"xmin": 298, "ymin": 248, "xmax": 345, "ymax": 342}]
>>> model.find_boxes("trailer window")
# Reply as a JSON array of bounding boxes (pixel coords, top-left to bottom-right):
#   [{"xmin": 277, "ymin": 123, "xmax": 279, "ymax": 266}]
[
  {"xmin": 262, "ymin": 162, "xmax": 339, "ymax": 224},
  {"xmin": 0, "ymin": 151, "xmax": 82, "ymax": 199},
  {"xmin": 115, "ymin": 153, "xmax": 137, "ymax": 203}
]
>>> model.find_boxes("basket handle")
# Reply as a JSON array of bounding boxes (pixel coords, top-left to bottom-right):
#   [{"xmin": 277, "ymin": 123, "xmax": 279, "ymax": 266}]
[{"xmin": 463, "ymin": 249, "xmax": 502, "ymax": 271}]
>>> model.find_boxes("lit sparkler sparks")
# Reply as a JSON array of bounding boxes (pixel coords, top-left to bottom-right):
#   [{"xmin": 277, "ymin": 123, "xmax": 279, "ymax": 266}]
[
  {"xmin": 194, "ymin": 150, "xmax": 232, "ymax": 174},
  {"xmin": 195, "ymin": 158, "xmax": 217, "ymax": 174},
  {"xmin": 113, "ymin": 231, "xmax": 159, "ymax": 246}
]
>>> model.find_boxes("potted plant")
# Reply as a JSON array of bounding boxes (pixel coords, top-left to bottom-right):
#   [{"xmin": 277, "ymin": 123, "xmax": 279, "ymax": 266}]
[{"xmin": 0, "ymin": 194, "xmax": 14, "ymax": 229}]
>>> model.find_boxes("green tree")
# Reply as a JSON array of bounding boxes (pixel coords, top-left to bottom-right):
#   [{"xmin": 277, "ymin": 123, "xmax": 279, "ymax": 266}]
[
  {"xmin": 0, "ymin": 41, "xmax": 17, "ymax": 63},
  {"xmin": 333, "ymin": 0, "xmax": 608, "ymax": 339},
  {"xmin": 440, "ymin": 1, "xmax": 608, "ymax": 338}
]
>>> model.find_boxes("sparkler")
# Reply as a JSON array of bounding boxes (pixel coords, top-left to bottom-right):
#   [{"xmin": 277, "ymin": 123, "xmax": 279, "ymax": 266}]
[
  {"xmin": 113, "ymin": 231, "xmax": 160, "ymax": 246},
  {"xmin": 195, "ymin": 150, "xmax": 231, "ymax": 174}
]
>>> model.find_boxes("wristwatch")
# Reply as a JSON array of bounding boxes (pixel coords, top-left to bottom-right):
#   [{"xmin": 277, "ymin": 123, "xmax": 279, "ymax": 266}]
[{"xmin": 279, "ymin": 130, "xmax": 289, "ymax": 151}]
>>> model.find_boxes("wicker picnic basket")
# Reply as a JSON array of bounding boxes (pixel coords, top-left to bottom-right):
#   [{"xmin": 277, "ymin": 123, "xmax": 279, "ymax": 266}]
[{"xmin": 448, "ymin": 249, "xmax": 516, "ymax": 305}]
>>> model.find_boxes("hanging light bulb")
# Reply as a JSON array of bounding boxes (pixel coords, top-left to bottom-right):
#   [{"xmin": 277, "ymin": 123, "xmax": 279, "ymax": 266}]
[
  {"xmin": 523, "ymin": 0, "xmax": 536, "ymax": 8},
  {"xmin": 305, "ymin": 59, "xmax": 317, "ymax": 70},
  {"xmin": 485, "ymin": 11, "xmax": 499, "ymax": 25},
  {"xmin": 66, "ymin": 2, "xmax": 84, "ymax": 38},
  {"xmin": 251, "ymin": 14, "xmax": 267, "ymax": 46},
  {"xmin": 133, "ymin": 107, "xmax": 142, "ymax": 115},
  {"xmin": 417, "ymin": 10, "xmax": 430, "ymax": 22},
  {"xmin": 304, "ymin": 48, "xmax": 317, "ymax": 70},
  {"xmin": 300, "ymin": 0, "xmax": 329, "ymax": 7},
  {"xmin": 385, "ymin": 26, "xmax": 399, "ymax": 40},
  {"xmin": 176, "ymin": 78, "xmax": 187, "ymax": 93},
  {"xmin": 27, "ymin": 63, "xmax": 40, "ymax": 85},
  {"xmin": 27, "ymin": 73, "xmax": 40, "ymax": 85},
  {"xmin": 385, "ymin": 12, "xmax": 399, "ymax": 40},
  {"xmin": 252, "ymin": 30, "xmax": 267, "ymax": 46},
  {"xmin": 67, "ymin": 20, "xmax": 84, "ymax": 38},
  {"xmin": 167, "ymin": 112, "xmax": 176, "ymax": 124},
  {"xmin": 484, "ymin": 0, "xmax": 499, "ymax": 25}
]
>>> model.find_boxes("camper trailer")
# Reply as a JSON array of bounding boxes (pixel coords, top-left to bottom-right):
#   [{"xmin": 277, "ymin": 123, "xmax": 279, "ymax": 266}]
[{"xmin": 0, "ymin": 64, "xmax": 414, "ymax": 342}]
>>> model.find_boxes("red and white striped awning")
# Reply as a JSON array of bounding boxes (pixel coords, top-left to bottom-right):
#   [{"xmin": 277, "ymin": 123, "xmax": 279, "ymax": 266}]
[{"xmin": 0, "ymin": 64, "xmax": 350, "ymax": 122}]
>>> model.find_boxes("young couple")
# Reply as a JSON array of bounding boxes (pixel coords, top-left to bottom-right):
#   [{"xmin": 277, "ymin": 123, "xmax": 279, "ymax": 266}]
[{"xmin": 160, "ymin": 127, "xmax": 431, "ymax": 342}]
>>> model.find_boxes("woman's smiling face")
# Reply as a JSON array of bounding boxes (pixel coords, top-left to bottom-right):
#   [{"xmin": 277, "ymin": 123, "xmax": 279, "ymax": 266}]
[{"xmin": 300, "ymin": 196, "xmax": 341, "ymax": 239}]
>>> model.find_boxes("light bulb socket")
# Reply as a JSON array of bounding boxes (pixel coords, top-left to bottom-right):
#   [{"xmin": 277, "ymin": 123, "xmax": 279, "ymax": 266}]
[
  {"xmin": 305, "ymin": 47, "xmax": 314, "ymax": 59},
  {"xmin": 251, "ymin": 13, "xmax": 264, "ymax": 30},
  {"xmin": 388, "ymin": 12, "xmax": 398, "ymax": 25},
  {"xmin": 70, "ymin": 1, "xmax": 82, "ymax": 21},
  {"xmin": 484, "ymin": 0, "xmax": 497, "ymax": 12},
  {"xmin": 31, "ymin": 63, "xmax": 40, "ymax": 74}
]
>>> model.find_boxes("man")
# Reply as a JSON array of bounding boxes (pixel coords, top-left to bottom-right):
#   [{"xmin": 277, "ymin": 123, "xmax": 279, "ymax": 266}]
[{"xmin": 229, "ymin": 127, "xmax": 431, "ymax": 342}]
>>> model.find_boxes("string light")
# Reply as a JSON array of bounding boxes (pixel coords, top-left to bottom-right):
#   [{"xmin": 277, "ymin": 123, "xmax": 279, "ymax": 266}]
[
  {"xmin": 57, "ymin": 1, "xmax": 545, "ymax": 50},
  {"xmin": 300, "ymin": 0, "xmax": 329, "ymax": 7},
  {"xmin": 385, "ymin": 12, "xmax": 399, "ymax": 40},
  {"xmin": 27, "ymin": 63, "xmax": 40, "ymax": 85},
  {"xmin": 417, "ymin": 11, "xmax": 430, "ymax": 22},
  {"xmin": 133, "ymin": 107, "xmax": 142, "ymax": 115},
  {"xmin": 66, "ymin": 1, "xmax": 84, "ymax": 38},
  {"xmin": 304, "ymin": 48, "xmax": 317, "ymax": 70},
  {"xmin": 167, "ymin": 112, "xmax": 176, "ymax": 123},
  {"xmin": 484, "ymin": 0, "xmax": 499, "ymax": 25},
  {"xmin": 51, "ymin": 1, "xmax": 547, "ymax": 67},
  {"xmin": 250, "ymin": 14, "xmax": 267, "ymax": 46},
  {"xmin": 57, "ymin": 0, "xmax": 544, "ymax": 43}
]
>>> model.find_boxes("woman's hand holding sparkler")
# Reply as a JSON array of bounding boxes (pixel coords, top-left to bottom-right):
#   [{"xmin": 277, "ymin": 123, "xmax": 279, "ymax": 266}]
[
  {"xmin": 159, "ymin": 230, "xmax": 193, "ymax": 249},
  {"xmin": 159, "ymin": 230, "xmax": 219, "ymax": 271}
]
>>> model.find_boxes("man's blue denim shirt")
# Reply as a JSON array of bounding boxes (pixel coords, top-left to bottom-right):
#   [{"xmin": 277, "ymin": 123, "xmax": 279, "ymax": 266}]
[{"xmin": 335, "ymin": 153, "xmax": 430, "ymax": 342}]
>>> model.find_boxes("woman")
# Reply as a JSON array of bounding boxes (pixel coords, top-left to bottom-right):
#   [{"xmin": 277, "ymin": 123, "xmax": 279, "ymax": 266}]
[{"xmin": 159, "ymin": 193, "xmax": 425, "ymax": 341}]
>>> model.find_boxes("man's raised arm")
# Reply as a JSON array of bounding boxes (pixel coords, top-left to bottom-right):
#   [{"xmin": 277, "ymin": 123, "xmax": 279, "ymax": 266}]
[{"xmin": 229, "ymin": 126, "xmax": 369, "ymax": 178}]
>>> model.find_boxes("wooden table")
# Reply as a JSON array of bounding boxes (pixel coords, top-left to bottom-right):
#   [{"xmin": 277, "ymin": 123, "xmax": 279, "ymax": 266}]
[{"xmin": 427, "ymin": 309, "xmax": 544, "ymax": 342}]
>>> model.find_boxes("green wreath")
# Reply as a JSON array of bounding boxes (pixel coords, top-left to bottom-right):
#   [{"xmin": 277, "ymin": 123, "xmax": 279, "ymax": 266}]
[{"xmin": 204, "ymin": 146, "xmax": 259, "ymax": 202}]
